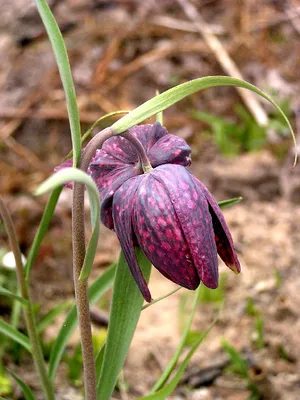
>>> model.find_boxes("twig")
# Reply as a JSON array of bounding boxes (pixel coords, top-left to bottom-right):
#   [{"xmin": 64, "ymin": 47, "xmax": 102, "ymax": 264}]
[
  {"xmin": 0, "ymin": 197, "xmax": 55, "ymax": 400},
  {"xmin": 152, "ymin": 15, "xmax": 225, "ymax": 35},
  {"xmin": 4, "ymin": 136, "xmax": 49, "ymax": 172},
  {"xmin": 252, "ymin": 6, "xmax": 300, "ymax": 32},
  {"xmin": 93, "ymin": 36, "xmax": 122, "ymax": 86},
  {"xmin": 0, "ymin": 107, "xmax": 100, "ymax": 124},
  {"xmin": 176, "ymin": 0, "xmax": 269, "ymax": 127},
  {"xmin": 152, "ymin": 7, "xmax": 300, "ymax": 34},
  {"xmin": 286, "ymin": 2, "xmax": 300, "ymax": 36},
  {"xmin": 103, "ymin": 41, "xmax": 208, "ymax": 91}
]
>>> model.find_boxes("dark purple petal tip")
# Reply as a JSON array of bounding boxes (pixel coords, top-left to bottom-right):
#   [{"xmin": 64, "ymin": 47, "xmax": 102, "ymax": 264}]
[{"xmin": 192, "ymin": 176, "xmax": 241, "ymax": 274}]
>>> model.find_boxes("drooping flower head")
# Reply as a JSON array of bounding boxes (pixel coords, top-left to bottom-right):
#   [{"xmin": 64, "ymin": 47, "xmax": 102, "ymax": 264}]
[{"xmin": 57, "ymin": 123, "xmax": 240, "ymax": 302}]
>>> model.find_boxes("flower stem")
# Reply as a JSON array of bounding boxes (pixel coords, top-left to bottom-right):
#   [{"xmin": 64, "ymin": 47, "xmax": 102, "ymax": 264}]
[
  {"xmin": 121, "ymin": 130, "xmax": 153, "ymax": 173},
  {"xmin": 0, "ymin": 196, "xmax": 55, "ymax": 400},
  {"xmin": 72, "ymin": 126, "xmax": 152, "ymax": 399},
  {"xmin": 72, "ymin": 127, "xmax": 114, "ymax": 400},
  {"xmin": 142, "ymin": 287, "xmax": 181, "ymax": 310}
]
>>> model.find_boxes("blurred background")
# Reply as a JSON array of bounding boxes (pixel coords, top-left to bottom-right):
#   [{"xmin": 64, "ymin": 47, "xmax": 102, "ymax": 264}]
[{"xmin": 0, "ymin": 0, "xmax": 300, "ymax": 399}]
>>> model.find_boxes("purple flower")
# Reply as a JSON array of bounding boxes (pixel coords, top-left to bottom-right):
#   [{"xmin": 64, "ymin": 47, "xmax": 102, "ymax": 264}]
[{"xmin": 57, "ymin": 123, "xmax": 240, "ymax": 302}]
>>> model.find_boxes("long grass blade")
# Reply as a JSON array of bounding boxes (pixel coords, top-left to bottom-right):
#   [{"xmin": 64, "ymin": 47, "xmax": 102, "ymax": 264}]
[
  {"xmin": 25, "ymin": 187, "xmax": 62, "ymax": 280},
  {"xmin": 0, "ymin": 287, "xmax": 28, "ymax": 306},
  {"xmin": 111, "ymin": 76, "xmax": 297, "ymax": 165},
  {"xmin": 34, "ymin": 0, "xmax": 81, "ymax": 166},
  {"xmin": 137, "ymin": 315, "xmax": 218, "ymax": 400},
  {"xmin": 8, "ymin": 370, "xmax": 35, "ymax": 400},
  {"xmin": 97, "ymin": 250, "xmax": 151, "ymax": 400},
  {"xmin": 48, "ymin": 263, "xmax": 116, "ymax": 381},
  {"xmin": 0, "ymin": 319, "xmax": 31, "ymax": 353}
]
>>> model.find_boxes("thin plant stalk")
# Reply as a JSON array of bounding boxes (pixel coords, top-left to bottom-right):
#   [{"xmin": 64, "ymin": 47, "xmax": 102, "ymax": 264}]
[
  {"xmin": 72, "ymin": 127, "xmax": 114, "ymax": 400},
  {"xmin": 142, "ymin": 287, "xmax": 181, "ymax": 310},
  {"xmin": 0, "ymin": 196, "xmax": 55, "ymax": 400},
  {"xmin": 72, "ymin": 126, "xmax": 153, "ymax": 399}
]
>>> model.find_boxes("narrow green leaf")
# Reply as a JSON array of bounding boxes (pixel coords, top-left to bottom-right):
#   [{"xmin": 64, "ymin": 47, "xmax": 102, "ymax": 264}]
[
  {"xmin": 0, "ymin": 319, "xmax": 31, "ymax": 353},
  {"xmin": 155, "ymin": 90, "xmax": 163, "ymax": 125},
  {"xmin": 218, "ymin": 197, "xmax": 243, "ymax": 209},
  {"xmin": 97, "ymin": 250, "xmax": 151, "ymax": 400},
  {"xmin": 34, "ymin": 0, "xmax": 81, "ymax": 166},
  {"xmin": 66, "ymin": 110, "xmax": 129, "ymax": 160},
  {"xmin": 48, "ymin": 263, "xmax": 116, "ymax": 381},
  {"xmin": 0, "ymin": 286, "xmax": 28, "ymax": 306},
  {"xmin": 111, "ymin": 76, "xmax": 296, "ymax": 165},
  {"xmin": 151, "ymin": 287, "xmax": 200, "ymax": 393},
  {"xmin": 222, "ymin": 340, "xmax": 249, "ymax": 379},
  {"xmin": 35, "ymin": 168, "xmax": 100, "ymax": 280},
  {"xmin": 136, "ymin": 316, "xmax": 218, "ymax": 400},
  {"xmin": 25, "ymin": 187, "xmax": 62, "ymax": 280},
  {"xmin": 8, "ymin": 370, "xmax": 35, "ymax": 400},
  {"xmin": 95, "ymin": 344, "xmax": 106, "ymax": 383},
  {"xmin": 11, "ymin": 289, "xmax": 23, "ymax": 329},
  {"xmin": 37, "ymin": 301, "xmax": 72, "ymax": 334}
]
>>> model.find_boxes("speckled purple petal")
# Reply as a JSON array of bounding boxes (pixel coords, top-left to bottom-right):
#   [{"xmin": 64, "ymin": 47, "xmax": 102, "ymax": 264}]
[
  {"xmin": 94, "ymin": 165, "xmax": 138, "ymax": 229},
  {"xmin": 99, "ymin": 136, "xmax": 139, "ymax": 164},
  {"xmin": 128, "ymin": 122, "xmax": 168, "ymax": 153},
  {"xmin": 148, "ymin": 135, "xmax": 192, "ymax": 167},
  {"xmin": 152, "ymin": 165, "xmax": 219, "ymax": 289},
  {"xmin": 91, "ymin": 123, "xmax": 191, "ymax": 169},
  {"xmin": 112, "ymin": 176, "xmax": 152, "ymax": 302},
  {"xmin": 132, "ymin": 174, "xmax": 200, "ymax": 289},
  {"xmin": 192, "ymin": 176, "xmax": 241, "ymax": 274}
]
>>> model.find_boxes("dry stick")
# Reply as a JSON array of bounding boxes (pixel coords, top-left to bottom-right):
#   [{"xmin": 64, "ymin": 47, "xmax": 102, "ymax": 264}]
[
  {"xmin": 4, "ymin": 136, "xmax": 48, "ymax": 172},
  {"xmin": 153, "ymin": 7, "xmax": 300, "ymax": 35},
  {"xmin": 286, "ymin": 2, "xmax": 300, "ymax": 36},
  {"xmin": 0, "ymin": 197, "xmax": 55, "ymax": 400},
  {"xmin": 72, "ymin": 126, "xmax": 152, "ymax": 400},
  {"xmin": 103, "ymin": 41, "xmax": 208, "ymax": 92},
  {"xmin": 0, "ymin": 107, "xmax": 100, "ymax": 124},
  {"xmin": 152, "ymin": 16, "xmax": 225, "ymax": 35},
  {"xmin": 176, "ymin": 0, "xmax": 269, "ymax": 127}
]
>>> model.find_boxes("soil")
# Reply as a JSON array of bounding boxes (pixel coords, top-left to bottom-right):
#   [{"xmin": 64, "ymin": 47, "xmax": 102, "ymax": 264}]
[{"xmin": 1, "ymin": 1, "xmax": 300, "ymax": 399}]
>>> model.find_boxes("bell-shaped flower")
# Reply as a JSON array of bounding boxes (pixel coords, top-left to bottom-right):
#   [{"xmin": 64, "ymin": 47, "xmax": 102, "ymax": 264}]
[{"xmin": 56, "ymin": 123, "xmax": 240, "ymax": 302}]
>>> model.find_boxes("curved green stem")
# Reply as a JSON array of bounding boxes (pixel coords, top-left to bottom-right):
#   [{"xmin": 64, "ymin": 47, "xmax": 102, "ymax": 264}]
[{"xmin": 121, "ymin": 130, "xmax": 153, "ymax": 173}]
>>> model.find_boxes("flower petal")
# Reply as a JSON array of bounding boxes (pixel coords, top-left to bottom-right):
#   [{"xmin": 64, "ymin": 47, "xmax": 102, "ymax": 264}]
[
  {"xmin": 132, "ymin": 173, "xmax": 200, "ymax": 289},
  {"xmin": 102, "ymin": 136, "xmax": 139, "ymax": 164},
  {"xmin": 148, "ymin": 134, "xmax": 192, "ymax": 167},
  {"xmin": 129, "ymin": 122, "xmax": 168, "ymax": 152},
  {"xmin": 96, "ymin": 165, "xmax": 138, "ymax": 229},
  {"xmin": 192, "ymin": 177, "xmax": 241, "ymax": 274},
  {"xmin": 90, "ymin": 148, "xmax": 140, "ymax": 229},
  {"xmin": 153, "ymin": 165, "xmax": 219, "ymax": 289},
  {"xmin": 113, "ymin": 176, "xmax": 152, "ymax": 302}
]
